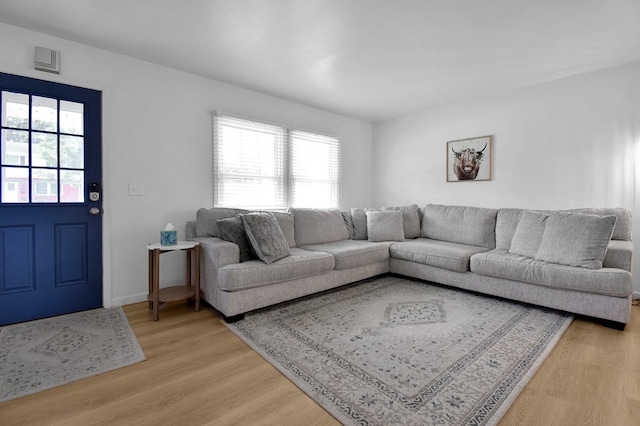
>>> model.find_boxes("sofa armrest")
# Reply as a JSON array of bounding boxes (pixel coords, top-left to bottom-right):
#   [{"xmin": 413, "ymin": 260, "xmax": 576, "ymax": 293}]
[
  {"xmin": 192, "ymin": 236, "xmax": 240, "ymax": 307},
  {"xmin": 193, "ymin": 236, "xmax": 240, "ymax": 268},
  {"xmin": 604, "ymin": 240, "xmax": 633, "ymax": 271}
]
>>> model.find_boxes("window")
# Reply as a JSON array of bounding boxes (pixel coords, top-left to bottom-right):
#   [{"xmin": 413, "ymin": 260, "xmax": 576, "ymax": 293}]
[
  {"xmin": 213, "ymin": 113, "xmax": 340, "ymax": 209},
  {"xmin": 1, "ymin": 91, "xmax": 85, "ymax": 203}
]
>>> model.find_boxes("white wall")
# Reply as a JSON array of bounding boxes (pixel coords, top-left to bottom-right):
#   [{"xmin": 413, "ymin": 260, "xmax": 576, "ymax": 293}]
[
  {"xmin": 0, "ymin": 23, "xmax": 373, "ymax": 306},
  {"xmin": 372, "ymin": 61, "xmax": 640, "ymax": 293}
]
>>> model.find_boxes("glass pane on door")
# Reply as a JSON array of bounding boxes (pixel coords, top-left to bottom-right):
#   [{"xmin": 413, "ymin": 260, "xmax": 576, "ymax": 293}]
[
  {"xmin": 31, "ymin": 96, "xmax": 57, "ymax": 132},
  {"xmin": 1, "ymin": 91, "xmax": 87, "ymax": 204},
  {"xmin": 60, "ymin": 101, "xmax": 84, "ymax": 135},
  {"xmin": 1, "ymin": 91, "xmax": 29, "ymax": 129},
  {"xmin": 1, "ymin": 129, "xmax": 29, "ymax": 166},
  {"xmin": 1, "ymin": 167, "xmax": 28, "ymax": 203}
]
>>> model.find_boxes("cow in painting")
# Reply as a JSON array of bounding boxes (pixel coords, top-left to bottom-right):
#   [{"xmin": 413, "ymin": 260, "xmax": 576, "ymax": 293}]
[{"xmin": 451, "ymin": 143, "xmax": 487, "ymax": 180}]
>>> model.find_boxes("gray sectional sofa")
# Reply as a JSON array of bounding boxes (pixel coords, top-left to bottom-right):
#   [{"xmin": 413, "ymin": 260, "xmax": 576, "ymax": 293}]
[{"xmin": 186, "ymin": 204, "xmax": 634, "ymax": 328}]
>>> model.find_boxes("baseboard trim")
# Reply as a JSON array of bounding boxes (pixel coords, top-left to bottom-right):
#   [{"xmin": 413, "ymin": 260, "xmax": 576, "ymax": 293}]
[{"xmin": 111, "ymin": 293, "xmax": 148, "ymax": 307}]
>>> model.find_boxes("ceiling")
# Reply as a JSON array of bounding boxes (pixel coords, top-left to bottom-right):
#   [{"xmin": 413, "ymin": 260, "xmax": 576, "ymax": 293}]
[{"xmin": 1, "ymin": 0, "xmax": 640, "ymax": 122}]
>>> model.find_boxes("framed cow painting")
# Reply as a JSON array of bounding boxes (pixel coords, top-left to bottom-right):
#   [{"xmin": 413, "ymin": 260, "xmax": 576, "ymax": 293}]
[{"xmin": 446, "ymin": 135, "xmax": 492, "ymax": 182}]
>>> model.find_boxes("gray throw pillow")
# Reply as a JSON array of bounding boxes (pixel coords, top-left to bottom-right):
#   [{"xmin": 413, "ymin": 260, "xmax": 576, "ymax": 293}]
[
  {"xmin": 366, "ymin": 210, "xmax": 405, "ymax": 242},
  {"xmin": 242, "ymin": 212, "xmax": 291, "ymax": 264},
  {"xmin": 535, "ymin": 212, "xmax": 616, "ymax": 269},
  {"xmin": 508, "ymin": 210, "xmax": 548, "ymax": 258},
  {"xmin": 350, "ymin": 207, "xmax": 380, "ymax": 240},
  {"xmin": 341, "ymin": 210, "xmax": 355, "ymax": 239},
  {"xmin": 196, "ymin": 207, "xmax": 249, "ymax": 237},
  {"xmin": 383, "ymin": 204, "xmax": 421, "ymax": 239},
  {"xmin": 216, "ymin": 215, "xmax": 255, "ymax": 262}
]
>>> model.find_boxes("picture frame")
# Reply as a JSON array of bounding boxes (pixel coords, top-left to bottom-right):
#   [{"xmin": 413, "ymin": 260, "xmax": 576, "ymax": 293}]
[{"xmin": 446, "ymin": 135, "xmax": 492, "ymax": 182}]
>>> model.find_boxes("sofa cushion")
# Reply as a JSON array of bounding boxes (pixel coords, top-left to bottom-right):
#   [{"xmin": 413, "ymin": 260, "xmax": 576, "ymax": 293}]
[
  {"xmin": 567, "ymin": 208, "xmax": 632, "ymax": 241},
  {"xmin": 290, "ymin": 208, "xmax": 350, "ymax": 246},
  {"xmin": 382, "ymin": 204, "xmax": 421, "ymax": 239},
  {"xmin": 350, "ymin": 207, "xmax": 380, "ymax": 240},
  {"xmin": 390, "ymin": 238, "xmax": 490, "ymax": 273},
  {"xmin": 496, "ymin": 207, "xmax": 632, "ymax": 250},
  {"xmin": 271, "ymin": 211, "xmax": 296, "ymax": 248},
  {"xmin": 218, "ymin": 248, "xmax": 335, "ymax": 291},
  {"xmin": 196, "ymin": 207, "xmax": 249, "ymax": 237},
  {"xmin": 495, "ymin": 208, "xmax": 524, "ymax": 250},
  {"xmin": 366, "ymin": 210, "xmax": 405, "ymax": 242},
  {"xmin": 300, "ymin": 240, "xmax": 392, "ymax": 270},
  {"xmin": 535, "ymin": 212, "xmax": 616, "ymax": 269},
  {"xmin": 508, "ymin": 210, "xmax": 548, "ymax": 258},
  {"xmin": 421, "ymin": 204, "xmax": 498, "ymax": 249},
  {"xmin": 242, "ymin": 212, "xmax": 291, "ymax": 264},
  {"xmin": 341, "ymin": 210, "xmax": 356, "ymax": 239},
  {"xmin": 216, "ymin": 215, "xmax": 255, "ymax": 262},
  {"xmin": 471, "ymin": 249, "xmax": 632, "ymax": 297}
]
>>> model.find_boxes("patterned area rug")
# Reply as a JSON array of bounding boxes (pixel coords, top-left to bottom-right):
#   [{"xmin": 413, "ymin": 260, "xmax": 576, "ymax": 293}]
[
  {"xmin": 0, "ymin": 307, "xmax": 145, "ymax": 403},
  {"xmin": 227, "ymin": 276, "xmax": 572, "ymax": 425}
]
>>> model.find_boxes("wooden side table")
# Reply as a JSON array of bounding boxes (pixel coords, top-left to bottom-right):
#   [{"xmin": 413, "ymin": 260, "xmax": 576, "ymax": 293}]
[{"xmin": 147, "ymin": 241, "xmax": 201, "ymax": 321}]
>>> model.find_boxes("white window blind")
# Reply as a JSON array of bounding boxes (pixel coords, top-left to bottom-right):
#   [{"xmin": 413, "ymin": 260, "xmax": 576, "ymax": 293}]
[
  {"xmin": 290, "ymin": 130, "xmax": 340, "ymax": 208},
  {"xmin": 213, "ymin": 115, "xmax": 287, "ymax": 209},
  {"xmin": 213, "ymin": 113, "xmax": 340, "ymax": 209}
]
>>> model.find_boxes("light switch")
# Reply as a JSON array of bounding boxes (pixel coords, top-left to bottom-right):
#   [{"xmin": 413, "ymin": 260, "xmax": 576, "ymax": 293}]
[{"xmin": 128, "ymin": 183, "xmax": 144, "ymax": 196}]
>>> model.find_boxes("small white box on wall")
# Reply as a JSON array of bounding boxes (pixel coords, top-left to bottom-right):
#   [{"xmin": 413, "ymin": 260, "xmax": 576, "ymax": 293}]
[{"xmin": 35, "ymin": 46, "xmax": 60, "ymax": 74}]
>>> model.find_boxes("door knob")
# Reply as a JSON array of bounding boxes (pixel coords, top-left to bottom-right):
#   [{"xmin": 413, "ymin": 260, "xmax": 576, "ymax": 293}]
[{"xmin": 89, "ymin": 207, "xmax": 102, "ymax": 215}]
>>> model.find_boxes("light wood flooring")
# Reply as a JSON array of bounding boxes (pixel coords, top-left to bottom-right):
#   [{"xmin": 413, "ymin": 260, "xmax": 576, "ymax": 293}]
[{"xmin": 1, "ymin": 296, "xmax": 639, "ymax": 425}]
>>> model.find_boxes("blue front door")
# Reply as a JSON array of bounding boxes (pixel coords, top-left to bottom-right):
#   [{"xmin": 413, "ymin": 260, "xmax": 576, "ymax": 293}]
[{"xmin": 0, "ymin": 72, "xmax": 102, "ymax": 325}]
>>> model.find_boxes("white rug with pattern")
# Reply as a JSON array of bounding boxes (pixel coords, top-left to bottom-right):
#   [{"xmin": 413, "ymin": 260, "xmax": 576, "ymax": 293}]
[
  {"xmin": 227, "ymin": 276, "xmax": 572, "ymax": 425},
  {"xmin": 0, "ymin": 307, "xmax": 145, "ymax": 403}
]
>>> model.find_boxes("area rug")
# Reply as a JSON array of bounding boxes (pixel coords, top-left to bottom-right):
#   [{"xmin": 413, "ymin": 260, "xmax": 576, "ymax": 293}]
[
  {"xmin": 227, "ymin": 276, "xmax": 573, "ymax": 425},
  {"xmin": 0, "ymin": 307, "xmax": 145, "ymax": 403}
]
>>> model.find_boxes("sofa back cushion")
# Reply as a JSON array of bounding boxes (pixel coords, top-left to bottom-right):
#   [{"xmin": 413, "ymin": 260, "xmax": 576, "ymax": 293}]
[
  {"xmin": 382, "ymin": 204, "xmax": 422, "ymax": 239},
  {"xmin": 350, "ymin": 207, "xmax": 380, "ymax": 240},
  {"xmin": 421, "ymin": 204, "xmax": 498, "ymax": 249},
  {"xmin": 496, "ymin": 207, "xmax": 632, "ymax": 250},
  {"xmin": 196, "ymin": 207, "xmax": 249, "ymax": 237},
  {"xmin": 271, "ymin": 211, "xmax": 296, "ymax": 248},
  {"xmin": 567, "ymin": 208, "xmax": 631, "ymax": 241},
  {"xmin": 495, "ymin": 208, "xmax": 523, "ymax": 250},
  {"xmin": 535, "ymin": 212, "xmax": 616, "ymax": 269},
  {"xmin": 290, "ymin": 208, "xmax": 350, "ymax": 246},
  {"xmin": 508, "ymin": 210, "xmax": 549, "ymax": 258}
]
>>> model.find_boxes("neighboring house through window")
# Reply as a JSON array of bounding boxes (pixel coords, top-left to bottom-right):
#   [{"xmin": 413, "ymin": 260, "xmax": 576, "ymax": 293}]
[{"xmin": 213, "ymin": 113, "xmax": 341, "ymax": 210}]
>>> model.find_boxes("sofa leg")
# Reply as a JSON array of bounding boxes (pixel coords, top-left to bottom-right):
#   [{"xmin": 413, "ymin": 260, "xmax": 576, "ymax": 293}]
[
  {"xmin": 223, "ymin": 313, "xmax": 245, "ymax": 323},
  {"xmin": 599, "ymin": 319, "xmax": 626, "ymax": 330}
]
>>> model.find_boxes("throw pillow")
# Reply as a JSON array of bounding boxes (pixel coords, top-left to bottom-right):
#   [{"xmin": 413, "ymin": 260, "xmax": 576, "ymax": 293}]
[
  {"xmin": 366, "ymin": 210, "xmax": 405, "ymax": 242},
  {"xmin": 341, "ymin": 210, "xmax": 356, "ymax": 239},
  {"xmin": 242, "ymin": 212, "xmax": 291, "ymax": 264},
  {"xmin": 350, "ymin": 207, "xmax": 380, "ymax": 240},
  {"xmin": 196, "ymin": 207, "xmax": 249, "ymax": 237},
  {"xmin": 508, "ymin": 210, "xmax": 549, "ymax": 258},
  {"xmin": 535, "ymin": 212, "xmax": 616, "ymax": 269},
  {"xmin": 216, "ymin": 215, "xmax": 255, "ymax": 262},
  {"xmin": 383, "ymin": 204, "xmax": 421, "ymax": 239}
]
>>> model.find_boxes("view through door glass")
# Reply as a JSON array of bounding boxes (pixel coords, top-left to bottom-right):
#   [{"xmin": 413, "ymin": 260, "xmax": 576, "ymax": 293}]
[{"xmin": 0, "ymin": 72, "xmax": 102, "ymax": 325}]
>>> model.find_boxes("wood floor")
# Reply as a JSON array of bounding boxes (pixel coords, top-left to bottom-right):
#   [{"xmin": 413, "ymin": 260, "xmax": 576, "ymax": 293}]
[{"xmin": 1, "ymin": 297, "xmax": 639, "ymax": 426}]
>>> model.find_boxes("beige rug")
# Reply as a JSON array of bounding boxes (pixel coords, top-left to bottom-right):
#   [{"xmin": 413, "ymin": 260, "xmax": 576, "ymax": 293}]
[
  {"xmin": 0, "ymin": 307, "xmax": 145, "ymax": 403},
  {"xmin": 227, "ymin": 275, "xmax": 572, "ymax": 425}
]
